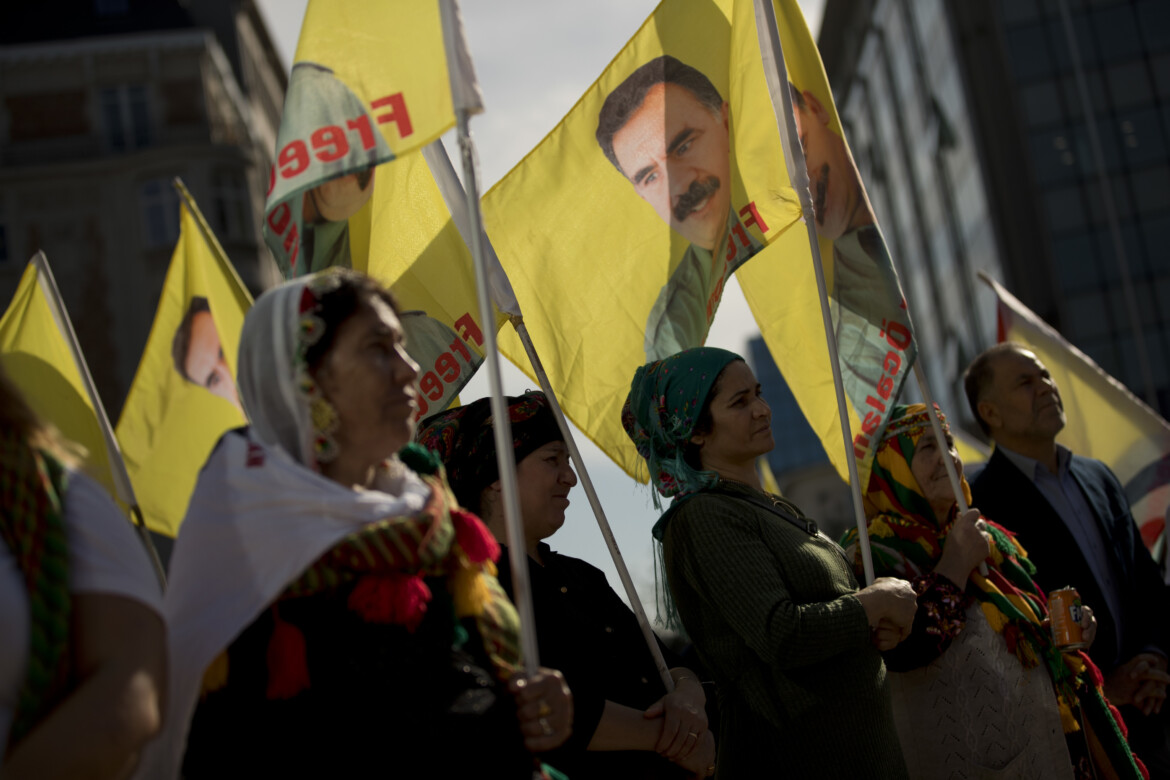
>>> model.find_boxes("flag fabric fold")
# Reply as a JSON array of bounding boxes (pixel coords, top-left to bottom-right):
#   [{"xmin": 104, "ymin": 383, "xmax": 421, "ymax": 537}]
[
  {"xmin": 483, "ymin": 0, "xmax": 916, "ymax": 488},
  {"xmin": 114, "ymin": 201, "xmax": 250, "ymax": 537},
  {"xmin": 0, "ymin": 254, "xmax": 119, "ymax": 498},
  {"xmin": 264, "ymin": 0, "xmax": 495, "ymax": 419}
]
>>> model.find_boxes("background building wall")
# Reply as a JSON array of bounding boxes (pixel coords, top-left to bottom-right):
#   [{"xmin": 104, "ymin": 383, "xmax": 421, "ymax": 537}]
[
  {"xmin": 0, "ymin": 0, "xmax": 286, "ymax": 418},
  {"xmin": 819, "ymin": 0, "xmax": 1170, "ymax": 426}
]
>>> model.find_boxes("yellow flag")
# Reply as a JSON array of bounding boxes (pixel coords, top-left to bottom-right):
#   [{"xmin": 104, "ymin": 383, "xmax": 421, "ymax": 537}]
[
  {"xmin": 115, "ymin": 198, "xmax": 250, "ymax": 537},
  {"xmin": 263, "ymin": 0, "xmax": 489, "ymax": 418},
  {"xmin": 348, "ymin": 148, "xmax": 497, "ymax": 420},
  {"xmin": 484, "ymin": 0, "xmax": 915, "ymax": 487},
  {"xmin": 264, "ymin": 0, "xmax": 478, "ymax": 276},
  {"xmin": 0, "ymin": 254, "xmax": 118, "ymax": 496},
  {"xmin": 986, "ymin": 275, "xmax": 1170, "ymax": 548},
  {"xmin": 954, "ymin": 428, "xmax": 989, "ymax": 470}
]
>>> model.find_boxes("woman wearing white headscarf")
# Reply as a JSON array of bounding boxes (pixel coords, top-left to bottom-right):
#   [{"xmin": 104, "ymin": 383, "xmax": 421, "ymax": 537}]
[{"xmin": 144, "ymin": 269, "xmax": 571, "ymax": 778}]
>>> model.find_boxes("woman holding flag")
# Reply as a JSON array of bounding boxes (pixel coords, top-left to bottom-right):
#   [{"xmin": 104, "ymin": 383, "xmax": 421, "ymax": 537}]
[
  {"xmin": 622, "ymin": 347, "xmax": 915, "ymax": 778},
  {"xmin": 841, "ymin": 403, "xmax": 1147, "ymax": 779},
  {"xmin": 418, "ymin": 390, "xmax": 714, "ymax": 779},
  {"xmin": 149, "ymin": 269, "xmax": 571, "ymax": 778}
]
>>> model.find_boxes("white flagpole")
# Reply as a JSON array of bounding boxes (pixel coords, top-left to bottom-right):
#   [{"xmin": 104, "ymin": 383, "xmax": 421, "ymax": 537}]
[
  {"xmin": 31, "ymin": 252, "xmax": 166, "ymax": 587},
  {"xmin": 752, "ymin": 0, "xmax": 874, "ymax": 584},
  {"xmin": 422, "ymin": 136, "xmax": 674, "ymax": 692},
  {"xmin": 513, "ymin": 319, "xmax": 675, "ymax": 692},
  {"xmin": 172, "ymin": 178, "xmax": 255, "ymax": 300},
  {"xmin": 441, "ymin": 0, "xmax": 539, "ymax": 677},
  {"xmin": 913, "ymin": 364, "xmax": 989, "ymax": 576},
  {"xmin": 453, "ymin": 113, "xmax": 539, "ymax": 677}
]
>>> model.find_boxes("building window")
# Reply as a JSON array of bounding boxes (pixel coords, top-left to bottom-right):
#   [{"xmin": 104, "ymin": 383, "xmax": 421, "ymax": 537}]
[
  {"xmin": 95, "ymin": 0, "xmax": 129, "ymax": 14},
  {"xmin": 101, "ymin": 85, "xmax": 151, "ymax": 152},
  {"xmin": 0, "ymin": 205, "xmax": 8, "ymax": 267},
  {"xmin": 5, "ymin": 92, "xmax": 89, "ymax": 141},
  {"xmin": 1131, "ymin": 165, "xmax": 1170, "ymax": 215},
  {"xmin": 140, "ymin": 179, "xmax": 180, "ymax": 249},
  {"xmin": 211, "ymin": 168, "xmax": 251, "ymax": 241},
  {"xmin": 163, "ymin": 79, "xmax": 204, "ymax": 127}
]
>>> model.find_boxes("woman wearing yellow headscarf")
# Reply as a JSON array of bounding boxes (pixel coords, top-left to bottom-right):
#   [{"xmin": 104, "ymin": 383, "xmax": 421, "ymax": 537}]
[{"xmin": 842, "ymin": 403, "xmax": 1147, "ymax": 780}]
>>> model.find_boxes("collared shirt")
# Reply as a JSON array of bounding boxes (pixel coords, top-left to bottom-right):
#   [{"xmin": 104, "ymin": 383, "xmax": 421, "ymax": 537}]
[{"xmin": 999, "ymin": 444, "xmax": 1124, "ymax": 648}]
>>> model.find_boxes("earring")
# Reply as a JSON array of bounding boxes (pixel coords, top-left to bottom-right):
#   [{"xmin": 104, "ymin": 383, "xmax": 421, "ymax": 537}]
[{"xmin": 310, "ymin": 395, "xmax": 340, "ymax": 463}]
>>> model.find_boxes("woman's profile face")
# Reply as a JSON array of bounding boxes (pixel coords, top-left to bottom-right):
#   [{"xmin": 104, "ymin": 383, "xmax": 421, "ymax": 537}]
[
  {"xmin": 513, "ymin": 440, "xmax": 577, "ymax": 544},
  {"xmin": 690, "ymin": 360, "xmax": 773, "ymax": 470},
  {"xmin": 314, "ymin": 293, "xmax": 420, "ymax": 465},
  {"xmin": 910, "ymin": 431, "xmax": 963, "ymax": 513}
]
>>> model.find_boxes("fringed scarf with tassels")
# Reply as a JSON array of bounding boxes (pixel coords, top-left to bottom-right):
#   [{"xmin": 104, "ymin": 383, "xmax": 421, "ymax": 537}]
[
  {"xmin": 841, "ymin": 404, "xmax": 1147, "ymax": 780},
  {"xmin": 201, "ymin": 444, "xmax": 521, "ymax": 700}
]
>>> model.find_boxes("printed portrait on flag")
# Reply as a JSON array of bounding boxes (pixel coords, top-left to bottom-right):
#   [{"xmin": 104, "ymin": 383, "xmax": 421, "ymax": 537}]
[
  {"xmin": 785, "ymin": 76, "xmax": 915, "ymax": 450},
  {"xmin": 262, "ymin": 1, "xmax": 494, "ymax": 420},
  {"xmin": 171, "ymin": 296, "xmax": 242, "ymax": 411},
  {"xmin": 116, "ymin": 201, "xmax": 250, "ymax": 536},
  {"xmin": 485, "ymin": 0, "xmax": 918, "ymax": 485},
  {"xmin": 596, "ymin": 55, "xmax": 763, "ymax": 361}
]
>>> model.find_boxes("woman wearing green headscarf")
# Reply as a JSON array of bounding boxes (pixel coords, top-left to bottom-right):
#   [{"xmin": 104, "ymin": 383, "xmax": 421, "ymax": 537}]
[
  {"xmin": 840, "ymin": 403, "xmax": 1148, "ymax": 780},
  {"xmin": 622, "ymin": 347, "xmax": 915, "ymax": 778}
]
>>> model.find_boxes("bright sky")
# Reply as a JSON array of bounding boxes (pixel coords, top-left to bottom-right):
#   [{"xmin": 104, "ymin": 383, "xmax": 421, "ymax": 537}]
[{"xmin": 254, "ymin": 0, "xmax": 827, "ymax": 614}]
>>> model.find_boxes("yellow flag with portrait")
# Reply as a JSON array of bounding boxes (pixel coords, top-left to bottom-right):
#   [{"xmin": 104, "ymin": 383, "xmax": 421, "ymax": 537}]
[
  {"xmin": 115, "ymin": 199, "xmax": 250, "ymax": 537},
  {"xmin": 0, "ymin": 254, "xmax": 118, "ymax": 497},
  {"xmin": 263, "ymin": 0, "xmax": 490, "ymax": 419},
  {"xmin": 483, "ymin": 0, "xmax": 916, "ymax": 487}
]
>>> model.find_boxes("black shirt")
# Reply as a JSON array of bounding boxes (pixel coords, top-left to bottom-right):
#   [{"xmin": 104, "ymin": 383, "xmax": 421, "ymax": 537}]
[{"xmin": 496, "ymin": 543, "xmax": 688, "ymax": 780}]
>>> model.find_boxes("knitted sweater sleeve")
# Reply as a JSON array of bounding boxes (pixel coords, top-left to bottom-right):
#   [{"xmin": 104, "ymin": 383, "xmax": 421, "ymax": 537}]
[{"xmin": 667, "ymin": 495, "xmax": 871, "ymax": 670}]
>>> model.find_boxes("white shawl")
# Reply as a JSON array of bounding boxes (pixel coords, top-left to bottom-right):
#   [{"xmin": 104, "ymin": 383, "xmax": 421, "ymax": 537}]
[{"xmin": 138, "ymin": 276, "xmax": 429, "ymax": 779}]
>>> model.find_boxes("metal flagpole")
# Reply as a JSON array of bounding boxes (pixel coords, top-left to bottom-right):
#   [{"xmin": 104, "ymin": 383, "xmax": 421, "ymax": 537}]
[
  {"xmin": 1056, "ymin": 0, "xmax": 1161, "ymax": 416},
  {"xmin": 752, "ymin": 0, "xmax": 874, "ymax": 584},
  {"xmin": 913, "ymin": 364, "xmax": 988, "ymax": 576},
  {"xmin": 451, "ymin": 111, "xmax": 540, "ymax": 676},
  {"xmin": 421, "ymin": 136, "xmax": 674, "ymax": 691},
  {"xmin": 31, "ymin": 251, "xmax": 166, "ymax": 588},
  {"xmin": 513, "ymin": 318, "xmax": 675, "ymax": 692},
  {"xmin": 752, "ymin": 2, "xmax": 986, "ymax": 578}
]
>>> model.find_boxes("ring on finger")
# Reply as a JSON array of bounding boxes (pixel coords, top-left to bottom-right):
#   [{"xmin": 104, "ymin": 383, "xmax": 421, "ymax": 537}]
[
  {"xmin": 537, "ymin": 699, "xmax": 551, "ymax": 718},
  {"xmin": 538, "ymin": 716, "xmax": 553, "ymax": 736},
  {"xmin": 687, "ymin": 731, "xmax": 699, "ymax": 739}
]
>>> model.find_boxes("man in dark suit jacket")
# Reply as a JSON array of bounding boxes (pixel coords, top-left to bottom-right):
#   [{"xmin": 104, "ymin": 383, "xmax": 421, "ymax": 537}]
[{"xmin": 965, "ymin": 342, "xmax": 1170, "ymax": 776}]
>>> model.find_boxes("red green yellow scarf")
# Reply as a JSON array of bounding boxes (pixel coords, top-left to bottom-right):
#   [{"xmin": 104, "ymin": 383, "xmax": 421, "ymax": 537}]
[
  {"xmin": 0, "ymin": 430, "xmax": 72, "ymax": 749},
  {"xmin": 841, "ymin": 404, "xmax": 1146, "ymax": 779}
]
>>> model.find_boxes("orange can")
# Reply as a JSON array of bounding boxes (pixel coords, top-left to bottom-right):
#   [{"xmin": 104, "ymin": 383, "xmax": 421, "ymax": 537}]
[{"xmin": 1049, "ymin": 587, "xmax": 1086, "ymax": 650}]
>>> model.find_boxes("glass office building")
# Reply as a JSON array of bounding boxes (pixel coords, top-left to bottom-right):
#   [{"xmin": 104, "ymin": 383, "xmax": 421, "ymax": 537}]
[{"xmin": 820, "ymin": 0, "xmax": 1170, "ymax": 419}]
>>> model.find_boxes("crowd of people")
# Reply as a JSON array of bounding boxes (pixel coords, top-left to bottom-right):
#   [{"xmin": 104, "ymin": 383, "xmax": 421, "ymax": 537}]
[{"xmin": 2, "ymin": 267, "xmax": 1168, "ymax": 779}]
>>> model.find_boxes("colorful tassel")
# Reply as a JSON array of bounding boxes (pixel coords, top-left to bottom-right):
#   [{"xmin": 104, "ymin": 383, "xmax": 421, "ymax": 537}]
[
  {"xmin": 347, "ymin": 573, "xmax": 431, "ymax": 632},
  {"xmin": 200, "ymin": 651, "xmax": 229, "ymax": 697},
  {"xmin": 1057, "ymin": 697, "xmax": 1080, "ymax": 733},
  {"xmin": 451, "ymin": 509, "xmax": 500, "ymax": 564},
  {"xmin": 266, "ymin": 605, "xmax": 311, "ymax": 700},
  {"xmin": 452, "ymin": 565, "xmax": 491, "ymax": 618}
]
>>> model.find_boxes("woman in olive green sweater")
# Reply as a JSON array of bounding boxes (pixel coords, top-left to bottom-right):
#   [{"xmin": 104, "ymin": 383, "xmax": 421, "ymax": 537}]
[{"xmin": 622, "ymin": 347, "xmax": 915, "ymax": 778}]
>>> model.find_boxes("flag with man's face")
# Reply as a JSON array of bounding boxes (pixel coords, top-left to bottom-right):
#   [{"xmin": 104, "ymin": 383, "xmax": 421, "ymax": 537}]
[
  {"xmin": 483, "ymin": 0, "xmax": 915, "ymax": 486},
  {"xmin": 988, "ymin": 276, "xmax": 1170, "ymax": 550},
  {"xmin": 0, "ymin": 254, "xmax": 118, "ymax": 497},
  {"xmin": 115, "ymin": 201, "xmax": 249, "ymax": 537},
  {"xmin": 264, "ymin": 0, "xmax": 490, "ymax": 419}
]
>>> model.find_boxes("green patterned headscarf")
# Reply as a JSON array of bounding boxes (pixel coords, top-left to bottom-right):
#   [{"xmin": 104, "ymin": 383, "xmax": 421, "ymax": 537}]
[{"xmin": 622, "ymin": 347, "xmax": 742, "ymax": 507}]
